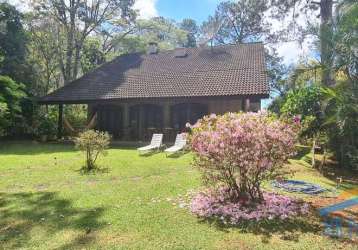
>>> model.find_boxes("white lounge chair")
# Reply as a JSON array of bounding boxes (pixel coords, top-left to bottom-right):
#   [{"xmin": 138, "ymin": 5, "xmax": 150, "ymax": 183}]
[
  {"xmin": 165, "ymin": 133, "xmax": 187, "ymax": 155},
  {"xmin": 137, "ymin": 133, "xmax": 163, "ymax": 155}
]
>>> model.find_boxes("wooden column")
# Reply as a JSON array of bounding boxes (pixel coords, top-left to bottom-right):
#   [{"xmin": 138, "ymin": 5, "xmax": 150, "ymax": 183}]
[
  {"xmin": 122, "ymin": 103, "xmax": 130, "ymax": 140},
  {"xmin": 163, "ymin": 102, "xmax": 171, "ymax": 128},
  {"xmin": 138, "ymin": 105, "xmax": 144, "ymax": 140},
  {"xmin": 57, "ymin": 104, "xmax": 63, "ymax": 139},
  {"xmin": 244, "ymin": 98, "xmax": 250, "ymax": 112}
]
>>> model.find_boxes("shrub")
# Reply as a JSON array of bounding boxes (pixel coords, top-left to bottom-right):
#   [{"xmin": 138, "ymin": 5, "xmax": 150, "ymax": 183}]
[
  {"xmin": 188, "ymin": 112, "xmax": 298, "ymax": 202},
  {"xmin": 74, "ymin": 130, "xmax": 111, "ymax": 171}
]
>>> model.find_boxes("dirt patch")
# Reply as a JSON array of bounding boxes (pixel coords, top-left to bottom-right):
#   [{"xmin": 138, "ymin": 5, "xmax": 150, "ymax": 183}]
[
  {"xmin": 96, "ymin": 231, "xmax": 138, "ymax": 246},
  {"xmin": 130, "ymin": 176, "xmax": 142, "ymax": 182},
  {"xmin": 34, "ymin": 183, "xmax": 49, "ymax": 191}
]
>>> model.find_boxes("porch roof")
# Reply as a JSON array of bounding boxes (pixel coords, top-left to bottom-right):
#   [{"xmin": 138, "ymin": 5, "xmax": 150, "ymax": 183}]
[{"xmin": 39, "ymin": 43, "xmax": 269, "ymax": 104}]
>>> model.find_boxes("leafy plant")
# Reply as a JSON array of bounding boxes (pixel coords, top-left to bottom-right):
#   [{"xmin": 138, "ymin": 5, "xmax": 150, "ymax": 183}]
[
  {"xmin": 322, "ymin": 83, "xmax": 358, "ymax": 169},
  {"xmin": 74, "ymin": 130, "xmax": 111, "ymax": 171},
  {"xmin": 0, "ymin": 75, "xmax": 26, "ymax": 136},
  {"xmin": 37, "ymin": 114, "xmax": 57, "ymax": 138},
  {"xmin": 188, "ymin": 112, "xmax": 298, "ymax": 202}
]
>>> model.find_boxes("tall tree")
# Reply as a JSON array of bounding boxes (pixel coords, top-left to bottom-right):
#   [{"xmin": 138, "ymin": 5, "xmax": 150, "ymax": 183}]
[
  {"xmin": 31, "ymin": 0, "xmax": 136, "ymax": 84},
  {"xmin": 0, "ymin": 2, "xmax": 28, "ymax": 83},
  {"xmin": 268, "ymin": 0, "xmax": 335, "ymax": 86},
  {"xmin": 27, "ymin": 16, "xmax": 61, "ymax": 95},
  {"xmin": 110, "ymin": 17, "xmax": 187, "ymax": 53},
  {"xmin": 200, "ymin": 0, "xmax": 270, "ymax": 45},
  {"xmin": 180, "ymin": 18, "xmax": 198, "ymax": 48}
]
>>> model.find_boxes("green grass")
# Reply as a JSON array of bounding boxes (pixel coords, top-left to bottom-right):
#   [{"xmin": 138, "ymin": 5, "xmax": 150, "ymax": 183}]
[{"xmin": 0, "ymin": 142, "xmax": 357, "ymax": 250}]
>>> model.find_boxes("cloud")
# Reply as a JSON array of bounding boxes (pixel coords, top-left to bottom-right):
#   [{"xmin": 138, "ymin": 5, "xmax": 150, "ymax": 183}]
[
  {"xmin": 134, "ymin": 0, "xmax": 158, "ymax": 19},
  {"xmin": 275, "ymin": 40, "xmax": 313, "ymax": 65},
  {"xmin": 266, "ymin": 2, "xmax": 319, "ymax": 66}
]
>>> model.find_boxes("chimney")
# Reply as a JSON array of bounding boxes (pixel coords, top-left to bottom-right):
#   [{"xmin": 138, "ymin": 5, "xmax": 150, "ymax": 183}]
[{"xmin": 147, "ymin": 42, "xmax": 158, "ymax": 54}]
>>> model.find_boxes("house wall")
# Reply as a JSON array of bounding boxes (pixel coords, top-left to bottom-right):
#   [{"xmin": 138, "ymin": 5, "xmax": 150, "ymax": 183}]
[{"xmin": 88, "ymin": 96, "xmax": 261, "ymax": 141}]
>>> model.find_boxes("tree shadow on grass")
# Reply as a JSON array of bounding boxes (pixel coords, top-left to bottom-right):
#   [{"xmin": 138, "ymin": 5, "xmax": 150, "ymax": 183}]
[
  {"xmin": 0, "ymin": 191, "xmax": 107, "ymax": 249},
  {"xmin": 0, "ymin": 142, "xmax": 77, "ymax": 156},
  {"xmin": 197, "ymin": 215, "xmax": 322, "ymax": 243}
]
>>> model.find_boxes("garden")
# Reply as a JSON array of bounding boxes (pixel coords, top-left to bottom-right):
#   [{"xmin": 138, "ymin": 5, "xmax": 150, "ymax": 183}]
[
  {"xmin": 1, "ymin": 112, "xmax": 358, "ymax": 249},
  {"xmin": 0, "ymin": 0, "xmax": 357, "ymax": 249}
]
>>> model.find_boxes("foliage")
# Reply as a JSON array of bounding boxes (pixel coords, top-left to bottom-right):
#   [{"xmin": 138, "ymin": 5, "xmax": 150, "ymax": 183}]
[
  {"xmin": 0, "ymin": 2, "xmax": 29, "ymax": 83},
  {"xmin": 201, "ymin": 0, "xmax": 270, "ymax": 45},
  {"xmin": 74, "ymin": 130, "xmax": 111, "ymax": 171},
  {"xmin": 31, "ymin": 107, "xmax": 58, "ymax": 138},
  {"xmin": 281, "ymin": 85, "xmax": 323, "ymax": 138},
  {"xmin": 80, "ymin": 38, "xmax": 106, "ymax": 74},
  {"xmin": 322, "ymin": 83, "xmax": 358, "ymax": 169},
  {"xmin": 334, "ymin": 1, "xmax": 358, "ymax": 83},
  {"xmin": 27, "ymin": 15, "xmax": 60, "ymax": 96},
  {"xmin": 0, "ymin": 102, "xmax": 8, "ymax": 136},
  {"xmin": 63, "ymin": 104, "xmax": 89, "ymax": 135},
  {"xmin": 188, "ymin": 112, "xmax": 298, "ymax": 201},
  {"xmin": 265, "ymin": 49, "xmax": 291, "ymax": 95},
  {"xmin": 31, "ymin": 0, "xmax": 136, "ymax": 84},
  {"xmin": 180, "ymin": 18, "xmax": 198, "ymax": 48},
  {"xmin": 135, "ymin": 17, "xmax": 188, "ymax": 50},
  {"xmin": 0, "ymin": 75, "xmax": 27, "ymax": 137},
  {"xmin": 191, "ymin": 188, "xmax": 309, "ymax": 223}
]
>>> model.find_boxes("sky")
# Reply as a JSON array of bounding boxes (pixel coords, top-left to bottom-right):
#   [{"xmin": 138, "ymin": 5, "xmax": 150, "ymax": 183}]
[
  {"xmin": 9, "ymin": 0, "xmax": 313, "ymax": 66},
  {"xmin": 134, "ymin": 0, "xmax": 314, "ymax": 66},
  {"xmin": 134, "ymin": 0, "xmax": 221, "ymax": 22}
]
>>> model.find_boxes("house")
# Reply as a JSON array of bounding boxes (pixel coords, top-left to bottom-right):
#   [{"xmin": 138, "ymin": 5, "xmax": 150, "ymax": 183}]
[{"xmin": 39, "ymin": 42, "xmax": 269, "ymax": 141}]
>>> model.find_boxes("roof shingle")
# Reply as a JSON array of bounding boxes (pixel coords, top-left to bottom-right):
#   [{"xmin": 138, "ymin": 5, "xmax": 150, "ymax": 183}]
[{"xmin": 39, "ymin": 43, "xmax": 269, "ymax": 104}]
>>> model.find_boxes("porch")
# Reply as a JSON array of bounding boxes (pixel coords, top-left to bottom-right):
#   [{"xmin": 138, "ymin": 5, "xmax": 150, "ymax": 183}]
[{"xmin": 82, "ymin": 96, "xmax": 258, "ymax": 142}]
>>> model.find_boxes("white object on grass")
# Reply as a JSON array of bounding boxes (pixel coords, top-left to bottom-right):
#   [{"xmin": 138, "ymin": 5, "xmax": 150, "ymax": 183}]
[{"xmin": 137, "ymin": 133, "xmax": 163, "ymax": 154}]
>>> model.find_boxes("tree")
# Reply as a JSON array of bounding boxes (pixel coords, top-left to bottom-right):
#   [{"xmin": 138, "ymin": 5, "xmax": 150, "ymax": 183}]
[
  {"xmin": 0, "ymin": 75, "xmax": 27, "ymax": 136},
  {"xmin": 31, "ymin": 0, "xmax": 136, "ymax": 84},
  {"xmin": 280, "ymin": 85, "xmax": 325, "ymax": 167},
  {"xmin": 323, "ymin": 84, "xmax": 358, "ymax": 169},
  {"xmin": 200, "ymin": 0, "xmax": 270, "ymax": 45},
  {"xmin": 106, "ymin": 17, "xmax": 188, "ymax": 54},
  {"xmin": 334, "ymin": 0, "xmax": 357, "ymax": 84},
  {"xmin": 27, "ymin": 16, "xmax": 61, "ymax": 96},
  {"xmin": 0, "ymin": 2, "xmax": 29, "ymax": 83},
  {"xmin": 180, "ymin": 18, "xmax": 198, "ymax": 48},
  {"xmin": 81, "ymin": 37, "xmax": 106, "ymax": 74},
  {"xmin": 200, "ymin": 1, "xmax": 288, "ymax": 97},
  {"xmin": 135, "ymin": 17, "xmax": 187, "ymax": 50},
  {"xmin": 268, "ymin": 0, "xmax": 335, "ymax": 86}
]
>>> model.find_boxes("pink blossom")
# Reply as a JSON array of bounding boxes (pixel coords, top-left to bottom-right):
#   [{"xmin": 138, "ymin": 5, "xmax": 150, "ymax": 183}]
[
  {"xmin": 190, "ymin": 188, "xmax": 309, "ymax": 223},
  {"xmin": 188, "ymin": 112, "xmax": 298, "ymax": 201}
]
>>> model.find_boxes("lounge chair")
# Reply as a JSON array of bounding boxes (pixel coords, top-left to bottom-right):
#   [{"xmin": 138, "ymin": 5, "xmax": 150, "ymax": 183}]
[
  {"xmin": 165, "ymin": 133, "xmax": 187, "ymax": 155},
  {"xmin": 137, "ymin": 133, "xmax": 163, "ymax": 155}
]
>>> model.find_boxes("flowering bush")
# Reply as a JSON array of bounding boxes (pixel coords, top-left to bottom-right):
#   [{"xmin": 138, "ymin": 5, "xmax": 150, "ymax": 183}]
[
  {"xmin": 190, "ymin": 188, "xmax": 309, "ymax": 223},
  {"xmin": 188, "ymin": 111, "xmax": 298, "ymax": 201}
]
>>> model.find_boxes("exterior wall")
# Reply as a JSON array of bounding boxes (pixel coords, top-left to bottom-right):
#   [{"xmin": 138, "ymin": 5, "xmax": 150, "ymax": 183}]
[
  {"xmin": 89, "ymin": 96, "xmax": 262, "ymax": 141},
  {"xmin": 207, "ymin": 99, "xmax": 243, "ymax": 114}
]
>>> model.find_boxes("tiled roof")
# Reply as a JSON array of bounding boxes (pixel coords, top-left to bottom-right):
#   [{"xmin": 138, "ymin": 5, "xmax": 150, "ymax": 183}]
[{"xmin": 39, "ymin": 43, "xmax": 269, "ymax": 104}]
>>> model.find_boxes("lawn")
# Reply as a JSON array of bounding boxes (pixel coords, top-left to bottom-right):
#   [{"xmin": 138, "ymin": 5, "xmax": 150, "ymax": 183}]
[{"xmin": 0, "ymin": 142, "xmax": 357, "ymax": 250}]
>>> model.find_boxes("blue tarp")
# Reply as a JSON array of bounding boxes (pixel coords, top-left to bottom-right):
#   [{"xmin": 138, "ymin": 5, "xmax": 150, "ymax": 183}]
[{"xmin": 272, "ymin": 180, "xmax": 326, "ymax": 194}]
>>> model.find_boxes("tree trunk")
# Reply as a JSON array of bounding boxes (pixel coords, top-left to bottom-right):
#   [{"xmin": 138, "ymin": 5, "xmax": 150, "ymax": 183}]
[
  {"xmin": 312, "ymin": 138, "xmax": 316, "ymax": 168},
  {"xmin": 319, "ymin": 146, "xmax": 327, "ymax": 173},
  {"xmin": 320, "ymin": 0, "xmax": 335, "ymax": 86}
]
